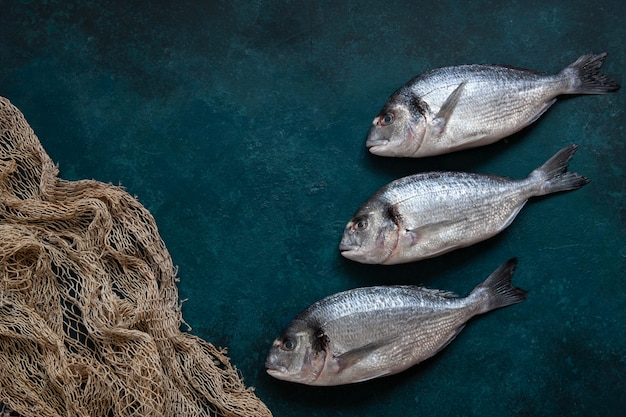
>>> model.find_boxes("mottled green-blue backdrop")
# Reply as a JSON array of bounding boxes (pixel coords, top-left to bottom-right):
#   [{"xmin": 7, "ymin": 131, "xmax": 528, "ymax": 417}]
[{"xmin": 1, "ymin": 1, "xmax": 624, "ymax": 416}]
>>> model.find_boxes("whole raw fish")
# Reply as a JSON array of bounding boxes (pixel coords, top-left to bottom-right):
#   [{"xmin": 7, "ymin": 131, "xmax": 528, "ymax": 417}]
[
  {"xmin": 340, "ymin": 144, "xmax": 588, "ymax": 264},
  {"xmin": 265, "ymin": 258, "xmax": 526, "ymax": 385},
  {"xmin": 366, "ymin": 54, "xmax": 620, "ymax": 157}
]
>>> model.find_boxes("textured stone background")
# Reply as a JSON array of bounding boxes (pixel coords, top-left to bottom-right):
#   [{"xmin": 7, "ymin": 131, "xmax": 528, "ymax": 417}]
[{"xmin": 1, "ymin": 1, "xmax": 624, "ymax": 416}]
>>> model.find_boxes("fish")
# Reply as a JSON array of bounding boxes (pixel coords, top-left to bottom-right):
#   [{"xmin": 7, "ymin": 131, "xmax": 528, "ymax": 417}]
[
  {"xmin": 366, "ymin": 53, "xmax": 620, "ymax": 157},
  {"xmin": 265, "ymin": 258, "xmax": 527, "ymax": 386},
  {"xmin": 339, "ymin": 144, "xmax": 588, "ymax": 265}
]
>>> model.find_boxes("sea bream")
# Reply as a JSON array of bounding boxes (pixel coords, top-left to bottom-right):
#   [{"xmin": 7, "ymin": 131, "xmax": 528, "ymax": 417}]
[
  {"xmin": 265, "ymin": 258, "xmax": 527, "ymax": 385},
  {"xmin": 366, "ymin": 53, "xmax": 620, "ymax": 157},
  {"xmin": 339, "ymin": 144, "xmax": 588, "ymax": 265}
]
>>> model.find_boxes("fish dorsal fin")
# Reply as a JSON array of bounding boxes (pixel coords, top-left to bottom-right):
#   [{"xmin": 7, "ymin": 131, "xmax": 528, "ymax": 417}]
[
  {"xmin": 493, "ymin": 64, "xmax": 546, "ymax": 75},
  {"xmin": 415, "ymin": 287, "xmax": 460, "ymax": 299},
  {"xmin": 335, "ymin": 336, "xmax": 400, "ymax": 372},
  {"xmin": 430, "ymin": 81, "xmax": 466, "ymax": 136}
]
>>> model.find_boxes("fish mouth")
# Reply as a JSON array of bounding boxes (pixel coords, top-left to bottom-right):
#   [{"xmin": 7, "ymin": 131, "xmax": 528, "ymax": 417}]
[
  {"xmin": 266, "ymin": 367, "xmax": 286, "ymax": 377},
  {"xmin": 265, "ymin": 352, "xmax": 285, "ymax": 374},
  {"xmin": 339, "ymin": 245, "xmax": 366, "ymax": 262},
  {"xmin": 366, "ymin": 123, "xmax": 390, "ymax": 150},
  {"xmin": 365, "ymin": 137, "xmax": 389, "ymax": 149},
  {"xmin": 339, "ymin": 242, "xmax": 356, "ymax": 252},
  {"xmin": 366, "ymin": 137, "xmax": 393, "ymax": 157},
  {"xmin": 265, "ymin": 362, "xmax": 288, "ymax": 379},
  {"xmin": 339, "ymin": 241, "xmax": 361, "ymax": 258}
]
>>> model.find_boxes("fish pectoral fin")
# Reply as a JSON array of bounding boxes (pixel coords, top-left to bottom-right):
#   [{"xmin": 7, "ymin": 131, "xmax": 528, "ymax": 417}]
[
  {"xmin": 405, "ymin": 218, "xmax": 467, "ymax": 247},
  {"xmin": 430, "ymin": 81, "xmax": 467, "ymax": 136},
  {"xmin": 335, "ymin": 336, "xmax": 399, "ymax": 372}
]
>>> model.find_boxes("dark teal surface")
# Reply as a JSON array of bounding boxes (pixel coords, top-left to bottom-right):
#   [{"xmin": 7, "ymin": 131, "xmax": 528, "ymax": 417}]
[{"xmin": 1, "ymin": 1, "xmax": 624, "ymax": 416}]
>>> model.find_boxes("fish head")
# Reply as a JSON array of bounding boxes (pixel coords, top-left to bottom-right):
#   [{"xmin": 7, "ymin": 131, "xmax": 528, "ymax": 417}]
[
  {"xmin": 265, "ymin": 320, "xmax": 328, "ymax": 385},
  {"xmin": 366, "ymin": 99, "xmax": 427, "ymax": 157},
  {"xmin": 339, "ymin": 205, "xmax": 399, "ymax": 264}
]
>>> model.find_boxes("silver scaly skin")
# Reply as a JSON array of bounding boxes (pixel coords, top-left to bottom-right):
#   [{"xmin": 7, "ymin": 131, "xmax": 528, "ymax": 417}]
[
  {"xmin": 340, "ymin": 144, "xmax": 588, "ymax": 265},
  {"xmin": 366, "ymin": 53, "xmax": 620, "ymax": 157},
  {"xmin": 265, "ymin": 259, "xmax": 526, "ymax": 386}
]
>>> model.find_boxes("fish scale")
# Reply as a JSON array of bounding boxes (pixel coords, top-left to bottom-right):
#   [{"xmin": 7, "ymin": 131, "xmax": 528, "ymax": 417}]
[
  {"xmin": 339, "ymin": 145, "xmax": 588, "ymax": 265},
  {"xmin": 265, "ymin": 259, "xmax": 527, "ymax": 385},
  {"xmin": 366, "ymin": 54, "xmax": 619, "ymax": 157}
]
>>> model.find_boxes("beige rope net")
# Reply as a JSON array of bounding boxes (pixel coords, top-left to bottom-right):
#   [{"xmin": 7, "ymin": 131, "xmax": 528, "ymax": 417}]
[{"xmin": 0, "ymin": 97, "xmax": 272, "ymax": 417}]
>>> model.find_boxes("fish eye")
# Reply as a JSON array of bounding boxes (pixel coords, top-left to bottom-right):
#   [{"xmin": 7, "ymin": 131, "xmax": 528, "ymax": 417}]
[
  {"xmin": 380, "ymin": 113, "xmax": 394, "ymax": 126},
  {"xmin": 281, "ymin": 338, "xmax": 296, "ymax": 351},
  {"xmin": 354, "ymin": 218, "xmax": 368, "ymax": 231}
]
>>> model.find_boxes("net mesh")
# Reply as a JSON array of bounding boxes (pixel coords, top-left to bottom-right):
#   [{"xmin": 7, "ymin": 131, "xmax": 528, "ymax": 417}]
[{"xmin": 0, "ymin": 97, "xmax": 272, "ymax": 417}]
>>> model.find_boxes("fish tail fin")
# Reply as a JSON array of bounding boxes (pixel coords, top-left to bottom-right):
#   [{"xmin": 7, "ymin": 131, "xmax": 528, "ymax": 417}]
[
  {"xmin": 561, "ymin": 53, "xmax": 621, "ymax": 94},
  {"xmin": 472, "ymin": 258, "xmax": 527, "ymax": 314},
  {"xmin": 528, "ymin": 144, "xmax": 590, "ymax": 196}
]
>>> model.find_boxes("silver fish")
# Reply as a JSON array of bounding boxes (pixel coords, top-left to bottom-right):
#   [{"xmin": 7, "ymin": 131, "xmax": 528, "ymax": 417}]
[
  {"xmin": 366, "ymin": 53, "xmax": 620, "ymax": 157},
  {"xmin": 265, "ymin": 258, "xmax": 526, "ymax": 386},
  {"xmin": 339, "ymin": 144, "xmax": 588, "ymax": 265}
]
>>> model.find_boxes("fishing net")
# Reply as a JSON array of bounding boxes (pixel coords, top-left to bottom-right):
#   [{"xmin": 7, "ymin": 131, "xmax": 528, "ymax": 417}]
[{"xmin": 0, "ymin": 97, "xmax": 272, "ymax": 417}]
